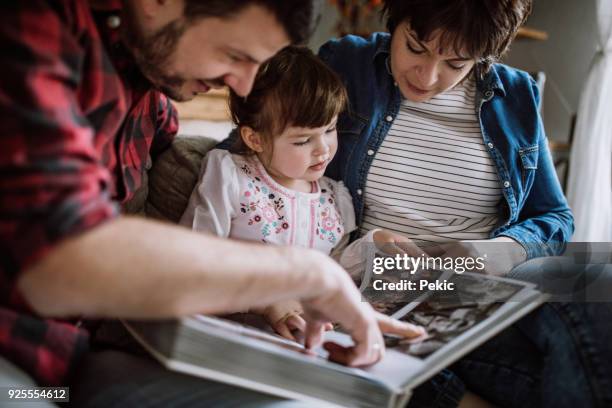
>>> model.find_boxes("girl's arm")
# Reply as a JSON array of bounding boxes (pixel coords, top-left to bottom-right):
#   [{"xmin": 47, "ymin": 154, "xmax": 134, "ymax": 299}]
[{"xmin": 179, "ymin": 149, "xmax": 239, "ymax": 237}]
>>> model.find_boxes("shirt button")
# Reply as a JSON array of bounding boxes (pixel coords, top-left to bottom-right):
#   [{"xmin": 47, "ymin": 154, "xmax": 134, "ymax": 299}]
[
  {"xmin": 357, "ymin": 189, "xmax": 363, "ymax": 195},
  {"xmin": 487, "ymin": 142, "xmax": 494, "ymax": 149},
  {"xmin": 107, "ymin": 15, "xmax": 121, "ymax": 29},
  {"xmin": 393, "ymin": 82, "xmax": 398, "ymax": 87},
  {"xmin": 385, "ymin": 115, "xmax": 393, "ymax": 122},
  {"xmin": 485, "ymin": 90, "xmax": 494, "ymax": 98},
  {"xmin": 367, "ymin": 149, "xmax": 375, "ymax": 156},
  {"xmin": 503, "ymin": 181, "xmax": 511, "ymax": 188}
]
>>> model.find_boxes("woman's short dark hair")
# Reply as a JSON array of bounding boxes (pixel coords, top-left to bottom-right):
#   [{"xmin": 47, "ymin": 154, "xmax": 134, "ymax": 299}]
[
  {"xmin": 229, "ymin": 46, "xmax": 347, "ymax": 155},
  {"xmin": 183, "ymin": 1, "xmax": 317, "ymax": 44},
  {"xmin": 382, "ymin": 0, "xmax": 533, "ymax": 73}
]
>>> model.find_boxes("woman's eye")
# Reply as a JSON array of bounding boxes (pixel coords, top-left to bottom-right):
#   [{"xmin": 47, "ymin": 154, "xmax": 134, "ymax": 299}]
[
  {"xmin": 406, "ymin": 41, "xmax": 425, "ymax": 55},
  {"xmin": 325, "ymin": 127, "xmax": 337, "ymax": 134},
  {"xmin": 447, "ymin": 62, "xmax": 465, "ymax": 71}
]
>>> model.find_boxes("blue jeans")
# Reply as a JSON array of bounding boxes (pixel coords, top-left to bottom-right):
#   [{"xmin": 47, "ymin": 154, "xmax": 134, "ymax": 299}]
[{"xmin": 449, "ymin": 257, "xmax": 612, "ymax": 408}]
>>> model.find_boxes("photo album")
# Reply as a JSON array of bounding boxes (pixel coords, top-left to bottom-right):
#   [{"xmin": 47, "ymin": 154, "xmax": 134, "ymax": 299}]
[{"xmin": 124, "ymin": 261, "xmax": 545, "ymax": 408}]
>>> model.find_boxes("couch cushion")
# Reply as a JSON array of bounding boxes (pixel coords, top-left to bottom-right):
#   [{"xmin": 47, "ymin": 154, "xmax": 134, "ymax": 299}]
[{"xmin": 145, "ymin": 135, "xmax": 218, "ymax": 223}]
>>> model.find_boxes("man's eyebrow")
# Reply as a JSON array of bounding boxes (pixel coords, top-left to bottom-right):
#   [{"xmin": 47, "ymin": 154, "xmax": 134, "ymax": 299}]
[{"xmin": 228, "ymin": 48, "xmax": 262, "ymax": 64}]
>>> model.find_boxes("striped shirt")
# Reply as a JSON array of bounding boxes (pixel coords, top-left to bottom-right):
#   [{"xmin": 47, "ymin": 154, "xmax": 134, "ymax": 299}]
[{"xmin": 361, "ymin": 75, "xmax": 503, "ymax": 246}]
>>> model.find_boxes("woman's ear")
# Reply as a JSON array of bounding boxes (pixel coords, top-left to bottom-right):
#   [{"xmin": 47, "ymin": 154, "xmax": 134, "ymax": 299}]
[{"xmin": 240, "ymin": 126, "xmax": 265, "ymax": 153}]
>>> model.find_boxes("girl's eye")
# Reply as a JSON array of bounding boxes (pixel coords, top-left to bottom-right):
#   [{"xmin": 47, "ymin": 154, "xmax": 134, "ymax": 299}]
[
  {"xmin": 447, "ymin": 62, "xmax": 466, "ymax": 71},
  {"xmin": 406, "ymin": 41, "xmax": 425, "ymax": 55},
  {"xmin": 325, "ymin": 127, "xmax": 337, "ymax": 134},
  {"xmin": 293, "ymin": 140, "xmax": 309, "ymax": 146}
]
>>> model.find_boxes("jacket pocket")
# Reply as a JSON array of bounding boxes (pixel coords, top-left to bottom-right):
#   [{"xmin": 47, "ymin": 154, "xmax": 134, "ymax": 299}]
[{"xmin": 518, "ymin": 144, "xmax": 539, "ymax": 188}]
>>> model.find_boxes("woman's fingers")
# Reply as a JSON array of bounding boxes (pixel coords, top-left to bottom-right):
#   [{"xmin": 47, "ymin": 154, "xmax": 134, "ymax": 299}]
[{"xmin": 394, "ymin": 239, "xmax": 429, "ymax": 257}]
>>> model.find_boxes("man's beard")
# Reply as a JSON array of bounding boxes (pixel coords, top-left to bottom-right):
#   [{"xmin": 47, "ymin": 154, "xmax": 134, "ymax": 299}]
[{"xmin": 121, "ymin": 7, "xmax": 191, "ymax": 101}]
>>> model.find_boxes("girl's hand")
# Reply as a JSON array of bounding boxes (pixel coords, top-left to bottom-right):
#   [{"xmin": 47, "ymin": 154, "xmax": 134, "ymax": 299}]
[
  {"xmin": 373, "ymin": 229, "xmax": 429, "ymax": 257},
  {"xmin": 261, "ymin": 300, "xmax": 333, "ymax": 341}
]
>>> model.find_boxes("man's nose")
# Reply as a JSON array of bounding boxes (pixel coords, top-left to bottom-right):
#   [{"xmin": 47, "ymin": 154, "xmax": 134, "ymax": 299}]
[{"xmin": 225, "ymin": 63, "xmax": 260, "ymax": 97}]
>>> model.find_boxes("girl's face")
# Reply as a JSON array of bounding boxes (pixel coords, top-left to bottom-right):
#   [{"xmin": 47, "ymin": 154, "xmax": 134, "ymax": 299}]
[
  {"xmin": 390, "ymin": 22, "xmax": 477, "ymax": 102},
  {"xmin": 262, "ymin": 117, "xmax": 338, "ymax": 190}
]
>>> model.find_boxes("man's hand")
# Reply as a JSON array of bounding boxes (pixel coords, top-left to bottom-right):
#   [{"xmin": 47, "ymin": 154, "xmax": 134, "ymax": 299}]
[
  {"xmin": 373, "ymin": 311, "xmax": 426, "ymax": 339},
  {"xmin": 297, "ymin": 251, "xmax": 385, "ymax": 366},
  {"xmin": 297, "ymin": 252, "xmax": 425, "ymax": 367}
]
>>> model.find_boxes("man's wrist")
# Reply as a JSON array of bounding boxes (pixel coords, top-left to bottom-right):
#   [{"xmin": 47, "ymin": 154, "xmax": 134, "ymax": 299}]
[{"xmin": 287, "ymin": 248, "xmax": 342, "ymax": 300}]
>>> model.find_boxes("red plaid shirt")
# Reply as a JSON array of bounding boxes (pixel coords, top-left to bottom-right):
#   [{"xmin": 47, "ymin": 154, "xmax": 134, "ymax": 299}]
[{"xmin": 0, "ymin": 0, "xmax": 178, "ymax": 385}]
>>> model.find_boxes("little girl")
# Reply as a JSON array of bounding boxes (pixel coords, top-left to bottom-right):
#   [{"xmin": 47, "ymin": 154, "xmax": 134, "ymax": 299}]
[{"xmin": 180, "ymin": 46, "xmax": 372, "ymax": 340}]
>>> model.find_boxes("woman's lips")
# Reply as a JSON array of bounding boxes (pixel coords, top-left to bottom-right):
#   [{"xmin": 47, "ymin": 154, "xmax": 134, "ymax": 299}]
[{"xmin": 405, "ymin": 80, "xmax": 431, "ymax": 95}]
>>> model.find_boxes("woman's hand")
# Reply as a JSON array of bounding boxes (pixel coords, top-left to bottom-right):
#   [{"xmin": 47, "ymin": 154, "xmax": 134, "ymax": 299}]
[
  {"xmin": 427, "ymin": 237, "xmax": 528, "ymax": 276},
  {"xmin": 373, "ymin": 229, "xmax": 429, "ymax": 257}
]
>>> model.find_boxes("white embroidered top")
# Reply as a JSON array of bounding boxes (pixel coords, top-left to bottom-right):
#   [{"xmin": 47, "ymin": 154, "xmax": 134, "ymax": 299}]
[{"xmin": 180, "ymin": 149, "xmax": 358, "ymax": 255}]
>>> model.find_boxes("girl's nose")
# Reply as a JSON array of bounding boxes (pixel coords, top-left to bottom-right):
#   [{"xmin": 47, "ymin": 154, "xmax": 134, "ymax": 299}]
[{"xmin": 313, "ymin": 139, "xmax": 330, "ymax": 157}]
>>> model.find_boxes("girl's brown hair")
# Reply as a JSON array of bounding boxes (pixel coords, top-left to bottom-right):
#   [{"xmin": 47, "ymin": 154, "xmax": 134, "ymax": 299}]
[
  {"xmin": 229, "ymin": 46, "xmax": 348, "ymax": 155},
  {"xmin": 382, "ymin": 0, "xmax": 533, "ymax": 74}
]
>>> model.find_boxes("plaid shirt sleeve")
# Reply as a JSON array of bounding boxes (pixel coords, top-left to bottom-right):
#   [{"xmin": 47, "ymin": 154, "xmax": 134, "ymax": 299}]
[
  {"xmin": 0, "ymin": 1, "xmax": 119, "ymax": 280},
  {"xmin": 0, "ymin": 1, "xmax": 120, "ymax": 385}
]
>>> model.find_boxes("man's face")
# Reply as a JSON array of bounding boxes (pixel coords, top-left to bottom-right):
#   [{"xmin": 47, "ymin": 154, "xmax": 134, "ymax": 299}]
[{"xmin": 125, "ymin": 4, "xmax": 290, "ymax": 101}]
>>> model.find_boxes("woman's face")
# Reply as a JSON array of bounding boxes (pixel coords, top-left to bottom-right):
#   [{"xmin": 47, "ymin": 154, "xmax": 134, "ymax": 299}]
[{"xmin": 390, "ymin": 22, "xmax": 477, "ymax": 102}]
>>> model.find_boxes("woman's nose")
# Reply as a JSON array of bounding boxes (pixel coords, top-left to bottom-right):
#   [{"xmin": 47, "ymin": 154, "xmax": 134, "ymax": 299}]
[{"xmin": 416, "ymin": 60, "xmax": 439, "ymax": 88}]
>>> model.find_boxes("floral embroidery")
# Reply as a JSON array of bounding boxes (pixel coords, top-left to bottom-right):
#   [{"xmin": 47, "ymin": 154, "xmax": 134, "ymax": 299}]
[
  {"xmin": 235, "ymin": 157, "xmax": 345, "ymax": 251},
  {"xmin": 321, "ymin": 215, "xmax": 336, "ymax": 231},
  {"xmin": 261, "ymin": 204, "xmax": 277, "ymax": 222},
  {"xmin": 238, "ymin": 162, "xmax": 289, "ymax": 238},
  {"xmin": 314, "ymin": 184, "xmax": 343, "ymax": 245}
]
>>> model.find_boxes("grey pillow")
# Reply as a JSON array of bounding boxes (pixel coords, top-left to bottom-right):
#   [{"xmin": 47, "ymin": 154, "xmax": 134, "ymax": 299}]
[{"xmin": 145, "ymin": 135, "xmax": 219, "ymax": 223}]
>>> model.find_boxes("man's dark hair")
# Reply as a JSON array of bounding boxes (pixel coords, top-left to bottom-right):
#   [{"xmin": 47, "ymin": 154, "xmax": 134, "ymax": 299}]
[
  {"xmin": 381, "ymin": 0, "xmax": 533, "ymax": 73},
  {"xmin": 183, "ymin": 1, "xmax": 318, "ymax": 44}
]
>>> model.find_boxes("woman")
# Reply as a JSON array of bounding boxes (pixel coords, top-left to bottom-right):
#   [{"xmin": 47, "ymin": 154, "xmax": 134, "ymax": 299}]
[{"xmin": 319, "ymin": 0, "xmax": 611, "ymax": 407}]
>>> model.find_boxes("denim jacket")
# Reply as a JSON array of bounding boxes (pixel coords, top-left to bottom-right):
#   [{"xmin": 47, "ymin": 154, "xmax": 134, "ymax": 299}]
[{"xmin": 317, "ymin": 33, "xmax": 574, "ymax": 259}]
